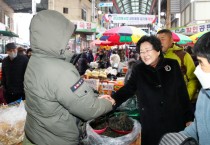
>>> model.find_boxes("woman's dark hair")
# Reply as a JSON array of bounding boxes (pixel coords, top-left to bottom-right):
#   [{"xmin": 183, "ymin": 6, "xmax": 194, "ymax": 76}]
[
  {"xmin": 193, "ymin": 31, "xmax": 210, "ymax": 63},
  {"xmin": 136, "ymin": 35, "xmax": 163, "ymax": 58}
]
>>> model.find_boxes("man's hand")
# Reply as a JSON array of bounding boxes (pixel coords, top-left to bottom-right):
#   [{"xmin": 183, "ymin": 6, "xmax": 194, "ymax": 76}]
[
  {"xmin": 99, "ymin": 95, "xmax": 116, "ymax": 105},
  {"xmin": 186, "ymin": 121, "xmax": 192, "ymax": 127}
]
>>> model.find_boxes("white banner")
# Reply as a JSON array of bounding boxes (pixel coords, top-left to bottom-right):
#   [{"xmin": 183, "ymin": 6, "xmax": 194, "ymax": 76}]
[{"xmin": 104, "ymin": 14, "xmax": 156, "ymax": 25}]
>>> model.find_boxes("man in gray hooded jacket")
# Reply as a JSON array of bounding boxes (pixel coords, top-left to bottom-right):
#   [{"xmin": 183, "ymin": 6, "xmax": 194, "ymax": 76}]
[{"xmin": 23, "ymin": 10, "xmax": 114, "ymax": 145}]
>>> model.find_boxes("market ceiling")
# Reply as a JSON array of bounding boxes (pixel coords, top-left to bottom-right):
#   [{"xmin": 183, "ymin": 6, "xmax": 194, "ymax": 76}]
[
  {"xmin": 4, "ymin": 0, "xmax": 166, "ymax": 14},
  {"xmin": 113, "ymin": 0, "xmax": 154, "ymax": 14},
  {"xmin": 3, "ymin": 0, "xmax": 48, "ymax": 13}
]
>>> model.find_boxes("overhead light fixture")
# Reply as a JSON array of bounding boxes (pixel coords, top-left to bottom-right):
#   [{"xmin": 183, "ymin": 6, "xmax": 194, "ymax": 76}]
[
  {"xmin": 98, "ymin": 10, "xmax": 102, "ymax": 15},
  {"xmin": 160, "ymin": 12, "xmax": 165, "ymax": 16}
]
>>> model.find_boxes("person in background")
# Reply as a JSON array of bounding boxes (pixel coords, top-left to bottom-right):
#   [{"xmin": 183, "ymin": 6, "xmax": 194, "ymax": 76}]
[
  {"xmin": 124, "ymin": 58, "xmax": 140, "ymax": 84},
  {"xmin": 159, "ymin": 31, "xmax": 210, "ymax": 145},
  {"xmin": 94, "ymin": 51, "xmax": 99, "ymax": 61},
  {"xmin": 17, "ymin": 46, "xmax": 27, "ymax": 55},
  {"xmin": 76, "ymin": 52, "xmax": 89, "ymax": 76},
  {"xmin": 23, "ymin": 10, "xmax": 114, "ymax": 145},
  {"xmin": 107, "ymin": 14, "xmax": 113, "ymax": 23},
  {"xmin": 104, "ymin": 50, "xmax": 111, "ymax": 68},
  {"xmin": 26, "ymin": 48, "xmax": 32, "ymax": 59},
  {"xmin": 128, "ymin": 50, "xmax": 139, "ymax": 61},
  {"xmin": 129, "ymin": 50, "xmax": 135, "ymax": 59},
  {"xmin": 96, "ymin": 50, "xmax": 108, "ymax": 68},
  {"xmin": 1, "ymin": 43, "xmax": 28, "ymax": 104},
  {"xmin": 125, "ymin": 47, "xmax": 130, "ymax": 60},
  {"xmin": 179, "ymin": 31, "xmax": 210, "ymax": 144},
  {"xmin": 101, "ymin": 35, "xmax": 193, "ymax": 145},
  {"xmin": 86, "ymin": 48, "xmax": 94, "ymax": 63},
  {"xmin": 157, "ymin": 29, "xmax": 199, "ymax": 102},
  {"xmin": 110, "ymin": 50, "xmax": 120, "ymax": 68},
  {"xmin": 118, "ymin": 48, "xmax": 125, "ymax": 61},
  {"xmin": 185, "ymin": 46, "xmax": 198, "ymax": 66}
]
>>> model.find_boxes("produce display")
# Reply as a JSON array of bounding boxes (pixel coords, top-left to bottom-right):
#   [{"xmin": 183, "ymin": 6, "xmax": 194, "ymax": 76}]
[
  {"xmin": 109, "ymin": 113, "xmax": 134, "ymax": 133},
  {"xmin": 84, "ymin": 67, "xmax": 118, "ymax": 79},
  {"xmin": 85, "ymin": 113, "xmax": 141, "ymax": 145},
  {"xmin": 0, "ymin": 102, "xmax": 26, "ymax": 145}
]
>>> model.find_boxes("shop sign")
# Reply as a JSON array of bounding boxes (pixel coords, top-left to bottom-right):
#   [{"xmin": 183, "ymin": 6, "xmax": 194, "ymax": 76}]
[
  {"xmin": 75, "ymin": 21, "xmax": 97, "ymax": 33},
  {"xmin": 171, "ymin": 23, "xmax": 210, "ymax": 35},
  {"xmin": 104, "ymin": 14, "xmax": 156, "ymax": 25},
  {"xmin": 86, "ymin": 35, "xmax": 94, "ymax": 40},
  {"xmin": 101, "ymin": 84, "xmax": 114, "ymax": 91},
  {"xmin": 84, "ymin": 79, "xmax": 100, "ymax": 91},
  {"xmin": 98, "ymin": 2, "xmax": 113, "ymax": 7}
]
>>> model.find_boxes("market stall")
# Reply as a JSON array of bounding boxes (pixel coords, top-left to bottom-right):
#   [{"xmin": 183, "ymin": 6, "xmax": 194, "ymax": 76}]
[
  {"xmin": 82, "ymin": 61, "xmax": 141, "ymax": 144},
  {"xmin": 0, "ymin": 61, "xmax": 140, "ymax": 145}
]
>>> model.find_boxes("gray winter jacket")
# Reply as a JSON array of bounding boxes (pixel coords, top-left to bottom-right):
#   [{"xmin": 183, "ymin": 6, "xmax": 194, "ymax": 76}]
[{"xmin": 24, "ymin": 10, "xmax": 112, "ymax": 145}]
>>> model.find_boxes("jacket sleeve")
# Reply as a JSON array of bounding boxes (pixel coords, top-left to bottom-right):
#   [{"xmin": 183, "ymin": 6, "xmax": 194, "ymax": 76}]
[
  {"xmin": 175, "ymin": 60, "xmax": 194, "ymax": 122},
  {"xmin": 112, "ymin": 65, "xmax": 137, "ymax": 108},
  {"xmin": 180, "ymin": 119, "xmax": 198, "ymax": 141},
  {"xmin": 54, "ymin": 69, "xmax": 112, "ymax": 121},
  {"xmin": 184, "ymin": 53, "xmax": 199, "ymax": 100}
]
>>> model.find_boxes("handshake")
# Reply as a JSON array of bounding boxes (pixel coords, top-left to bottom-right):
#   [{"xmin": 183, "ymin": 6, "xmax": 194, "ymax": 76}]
[{"xmin": 99, "ymin": 95, "xmax": 116, "ymax": 106}]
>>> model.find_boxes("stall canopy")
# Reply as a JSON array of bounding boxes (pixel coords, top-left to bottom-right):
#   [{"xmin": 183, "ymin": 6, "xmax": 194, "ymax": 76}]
[
  {"xmin": 99, "ymin": 26, "xmax": 148, "ymax": 44},
  {"xmin": 190, "ymin": 31, "xmax": 210, "ymax": 43},
  {"xmin": 0, "ymin": 30, "xmax": 19, "ymax": 37}
]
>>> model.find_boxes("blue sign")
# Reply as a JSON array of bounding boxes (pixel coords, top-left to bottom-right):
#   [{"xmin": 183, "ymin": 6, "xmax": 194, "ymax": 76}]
[{"xmin": 98, "ymin": 2, "xmax": 113, "ymax": 7}]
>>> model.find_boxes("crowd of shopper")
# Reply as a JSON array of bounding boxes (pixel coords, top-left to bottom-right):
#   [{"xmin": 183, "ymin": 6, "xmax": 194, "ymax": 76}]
[
  {"xmin": 1, "ymin": 43, "xmax": 29, "ymax": 104},
  {"xmin": 1, "ymin": 9, "xmax": 210, "ymax": 145}
]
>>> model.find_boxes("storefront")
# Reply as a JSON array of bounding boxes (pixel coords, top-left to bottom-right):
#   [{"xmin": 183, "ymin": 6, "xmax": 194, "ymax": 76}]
[
  {"xmin": 69, "ymin": 21, "xmax": 97, "ymax": 53},
  {"xmin": 0, "ymin": 22, "xmax": 19, "ymax": 53}
]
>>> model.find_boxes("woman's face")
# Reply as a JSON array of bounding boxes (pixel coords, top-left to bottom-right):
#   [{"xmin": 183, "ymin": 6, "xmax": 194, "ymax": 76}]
[
  {"xmin": 197, "ymin": 56, "xmax": 210, "ymax": 73},
  {"xmin": 139, "ymin": 41, "xmax": 160, "ymax": 67}
]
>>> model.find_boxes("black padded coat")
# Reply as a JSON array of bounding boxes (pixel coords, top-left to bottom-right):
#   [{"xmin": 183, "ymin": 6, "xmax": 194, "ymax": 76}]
[{"xmin": 112, "ymin": 57, "xmax": 193, "ymax": 145}]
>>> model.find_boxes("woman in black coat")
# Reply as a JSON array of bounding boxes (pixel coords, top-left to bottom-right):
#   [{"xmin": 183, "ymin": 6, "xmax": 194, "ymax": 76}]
[{"xmin": 110, "ymin": 36, "xmax": 193, "ymax": 145}]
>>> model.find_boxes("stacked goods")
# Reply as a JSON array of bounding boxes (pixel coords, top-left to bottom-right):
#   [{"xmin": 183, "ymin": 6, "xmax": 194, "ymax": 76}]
[
  {"xmin": 84, "ymin": 70, "xmax": 92, "ymax": 78},
  {"xmin": 84, "ymin": 67, "xmax": 118, "ymax": 80},
  {"xmin": 114, "ymin": 81, "xmax": 124, "ymax": 91},
  {"xmin": 122, "ymin": 67, "xmax": 128, "ymax": 74},
  {"xmin": 84, "ymin": 79, "xmax": 124, "ymax": 95},
  {"xmin": 91, "ymin": 70, "xmax": 100, "ymax": 78},
  {"xmin": 99, "ymin": 70, "xmax": 107, "ymax": 78},
  {"xmin": 98, "ymin": 82, "xmax": 114, "ymax": 95},
  {"xmin": 0, "ymin": 102, "xmax": 26, "ymax": 145},
  {"xmin": 85, "ymin": 69, "xmax": 107, "ymax": 79}
]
